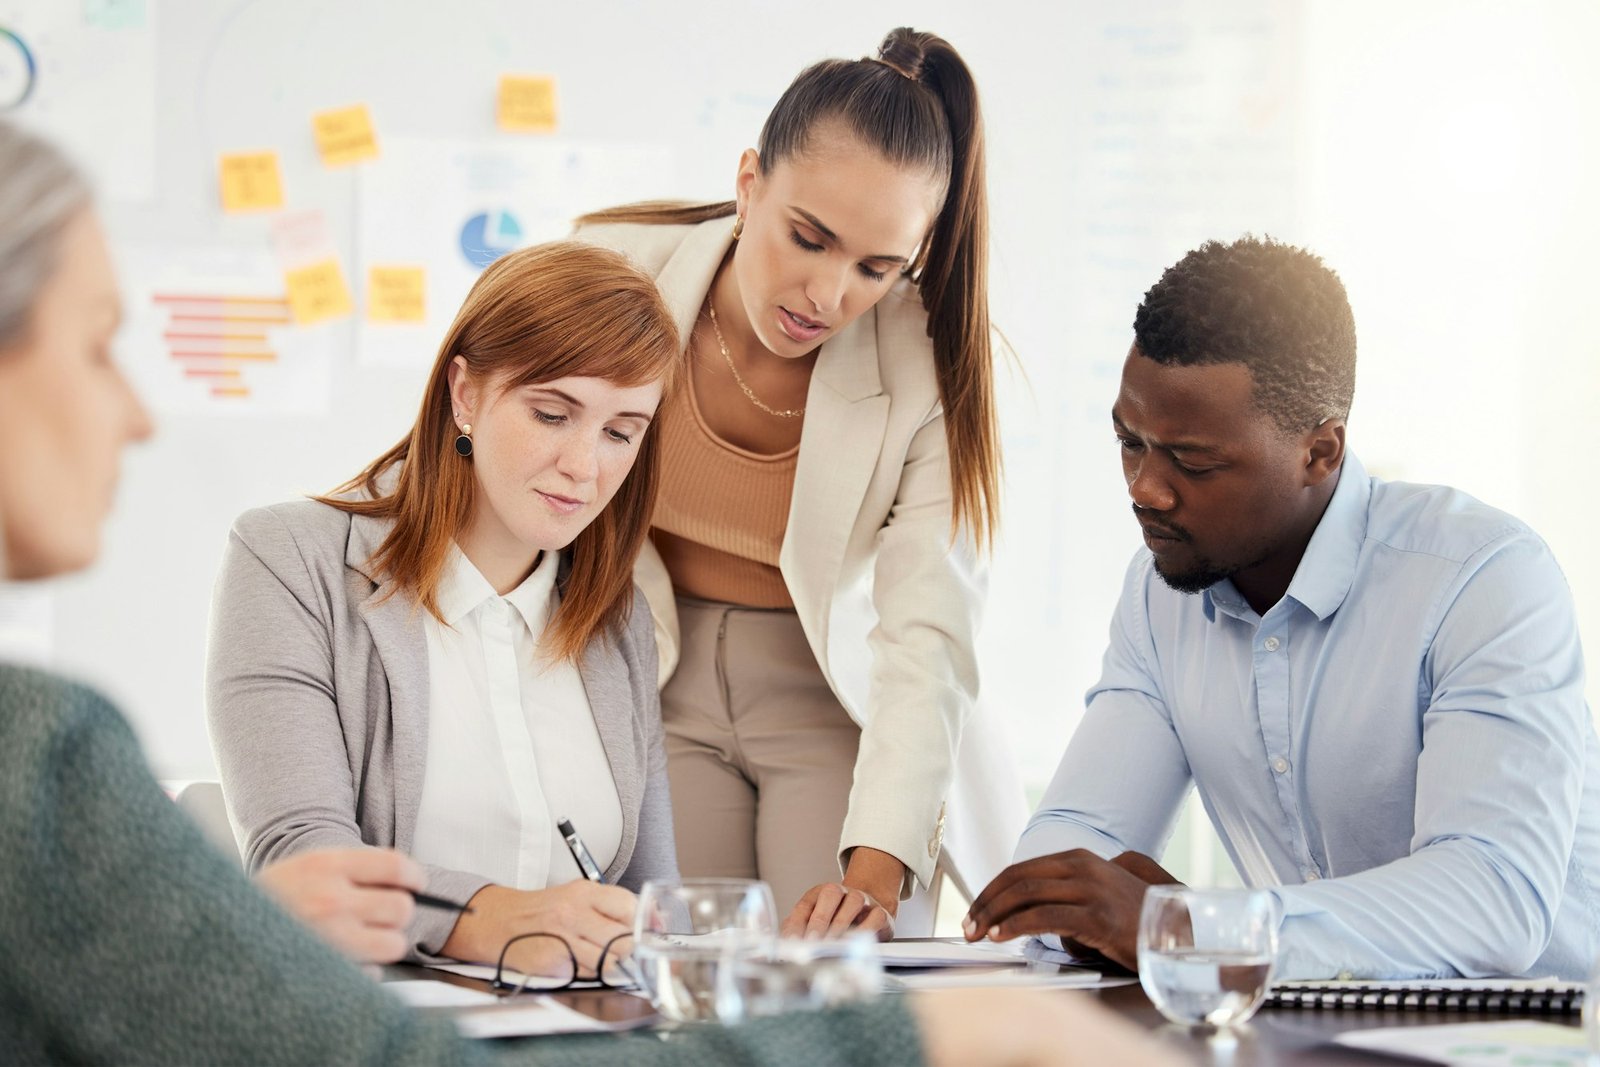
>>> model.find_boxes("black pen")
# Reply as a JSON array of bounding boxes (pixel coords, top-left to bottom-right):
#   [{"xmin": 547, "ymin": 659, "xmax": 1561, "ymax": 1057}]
[
  {"xmin": 559, "ymin": 817, "xmax": 641, "ymax": 988},
  {"xmin": 558, "ymin": 817, "xmax": 606, "ymax": 883},
  {"xmin": 412, "ymin": 890, "xmax": 474, "ymax": 914}
]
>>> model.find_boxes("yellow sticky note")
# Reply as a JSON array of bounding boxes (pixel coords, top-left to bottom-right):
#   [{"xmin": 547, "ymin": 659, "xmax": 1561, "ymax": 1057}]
[
  {"xmin": 367, "ymin": 266, "xmax": 426, "ymax": 323},
  {"xmin": 497, "ymin": 74, "xmax": 558, "ymax": 132},
  {"xmin": 218, "ymin": 151, "xmax": 284, "ymax": 213},
  {"xmin": 285, "ymin": 258, "xmax": 354, "ymax": 325},
  {"xmin": 312, "ymin": 104, "xmax": 379, "ymax": 167}
]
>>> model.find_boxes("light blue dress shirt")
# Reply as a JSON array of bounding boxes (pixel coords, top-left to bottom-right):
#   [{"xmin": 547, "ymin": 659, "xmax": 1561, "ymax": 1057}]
[{"xmin": 1019, "ymin": 454, "xmax": 1600, "ymax": 979}]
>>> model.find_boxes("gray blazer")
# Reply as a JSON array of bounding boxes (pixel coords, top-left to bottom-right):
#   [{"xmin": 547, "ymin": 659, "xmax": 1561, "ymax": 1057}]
[{"xmin": 204, "ymin": 497, "xmax": 678, "ymax": 958}]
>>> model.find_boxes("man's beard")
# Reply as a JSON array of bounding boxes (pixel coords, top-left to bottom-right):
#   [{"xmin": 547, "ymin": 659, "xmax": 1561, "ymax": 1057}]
[
  {"xmin": 1152, "ymin": 553, "xmax": 1236, "ymax": 594},
  {"xmin": 1135, "ymin": 506, "xmax": 1273, "ymax": 596}
]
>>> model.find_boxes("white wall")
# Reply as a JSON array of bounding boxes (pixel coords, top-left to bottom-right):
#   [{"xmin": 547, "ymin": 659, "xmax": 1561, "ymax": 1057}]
[{"xmin": 3, "ymin": 1, "xmax": 1595, "ymax": 841}]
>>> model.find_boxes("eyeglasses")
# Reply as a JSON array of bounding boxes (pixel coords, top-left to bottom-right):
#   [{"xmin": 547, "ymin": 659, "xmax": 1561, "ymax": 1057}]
[{"xmin": 490, "ymin": 931, "xmax": 639, "ymax": 996}]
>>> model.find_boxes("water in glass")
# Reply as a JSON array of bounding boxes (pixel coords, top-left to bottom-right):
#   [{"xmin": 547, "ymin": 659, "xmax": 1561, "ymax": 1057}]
[
  {"xmin": 1138, "ymin": 885, "xmax": 1280, "ymax": 1029},
  {"xmin": 633, "ymin": 879, "xmax": 778, "ymax": 1024},
  {"xmin": 1140, "ymin": 948, "xmax": 1275, "ymax": 1026}
]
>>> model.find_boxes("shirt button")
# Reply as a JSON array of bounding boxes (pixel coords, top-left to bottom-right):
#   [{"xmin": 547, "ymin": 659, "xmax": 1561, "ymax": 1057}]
[
  {"xmin": 1272, "ymin": 756, "xmax": 1289, "ymax": 774},
  {"xmin": 1304, "ymin": 870, "xmax": 1321, "ymax": 882},
  {"xmin": 1263, "ymin": 636, "xmax": 1281, "ymax": 652}
]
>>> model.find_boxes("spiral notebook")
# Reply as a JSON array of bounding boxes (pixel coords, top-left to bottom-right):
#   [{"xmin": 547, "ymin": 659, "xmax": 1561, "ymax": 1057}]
[{"xmin": 1267, "ymin": 978, "xmax": 1583, "ymax": 1014}]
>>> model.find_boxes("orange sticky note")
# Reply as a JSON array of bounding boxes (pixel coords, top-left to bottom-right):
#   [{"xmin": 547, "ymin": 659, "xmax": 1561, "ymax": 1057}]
[
  {"xmin": 497, "ymin": 74, "xmax": 558, "ymax": 132},
  {"xmin": 312, "ymin": 104, "xmax": 379, "ymax": 167},
  {"xmin": 218, "ymin": 151, "xmax": 284, "ymax": 213},
  {"xmin": 366, "ymin": 266, "xmax": 425, "ymax": 323},
  {"xmin": 284, "ymin": 258, "xmax": 354, "ymax": 325}
]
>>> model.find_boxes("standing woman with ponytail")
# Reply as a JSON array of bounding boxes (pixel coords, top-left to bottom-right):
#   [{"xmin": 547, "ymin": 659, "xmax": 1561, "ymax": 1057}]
[{"xmin": 576, "ymin": 27, "xmax": 1023, "ymax": 937}]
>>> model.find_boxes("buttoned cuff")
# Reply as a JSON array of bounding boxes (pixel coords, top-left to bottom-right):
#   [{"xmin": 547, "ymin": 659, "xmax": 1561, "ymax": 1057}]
[{"xmin": 839, "ymin": 800, "xmax": 947, "ymax": 899}]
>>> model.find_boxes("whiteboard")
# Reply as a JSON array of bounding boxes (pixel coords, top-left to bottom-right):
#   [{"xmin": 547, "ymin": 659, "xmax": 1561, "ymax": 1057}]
[{"xmin": 3, "ymin": 0, "xmax": 1595, "ymax": 789}]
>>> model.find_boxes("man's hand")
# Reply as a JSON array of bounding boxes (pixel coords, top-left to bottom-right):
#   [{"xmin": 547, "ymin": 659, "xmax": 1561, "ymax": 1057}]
[{"xmin": 961, "ymin": 850, "xmax": 1184, "ymax": 970}]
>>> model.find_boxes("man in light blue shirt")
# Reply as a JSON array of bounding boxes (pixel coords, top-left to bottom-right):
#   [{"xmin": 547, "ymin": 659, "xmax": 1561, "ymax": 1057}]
[{"xmin": 964, "ymin": 236, "xmax": 1600, "ymax": 980}]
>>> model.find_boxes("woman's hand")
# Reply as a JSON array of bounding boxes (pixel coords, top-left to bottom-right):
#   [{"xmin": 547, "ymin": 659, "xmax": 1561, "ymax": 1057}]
[
  {"xmin": 780, "ymin": 846, "xmax": 902, "ymax": 941},
  {"xmin": 910, "ymin": 989, "xmax": 1182, "ymax": 1067},
  {"xmin": 442, "ymin": 880, "xmax": 638, "ymax": 979},
  {"xmin": 255, "ymin": 848, "xmax": 424, "ymax": 964}
]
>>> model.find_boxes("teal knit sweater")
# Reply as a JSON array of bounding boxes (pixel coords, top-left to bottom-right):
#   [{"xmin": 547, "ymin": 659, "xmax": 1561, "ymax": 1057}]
[{"xmin": 0, "ymin": 664, "xmax": 924, "ymax": 1066}]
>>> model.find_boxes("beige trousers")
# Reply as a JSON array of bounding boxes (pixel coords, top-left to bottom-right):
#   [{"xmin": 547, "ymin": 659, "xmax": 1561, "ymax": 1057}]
[{"xmin": 661, "ymin": 596, "xmax": 863, "ymax": 915}]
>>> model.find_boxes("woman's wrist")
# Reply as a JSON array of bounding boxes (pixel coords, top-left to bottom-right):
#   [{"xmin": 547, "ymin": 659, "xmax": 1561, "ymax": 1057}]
[
  {"xmin": 842, "ymin": 846, "xmax": 906, "ymax": 913},
  {"xmin": 440, "ymin": 883, "xmax": 507, "ymax": 962}
]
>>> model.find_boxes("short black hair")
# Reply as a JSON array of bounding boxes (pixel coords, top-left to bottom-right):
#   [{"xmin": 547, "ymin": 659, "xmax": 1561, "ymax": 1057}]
[{"xmin": 1133, "ymin": 236, "xmax": 1356, "ymax": 433}]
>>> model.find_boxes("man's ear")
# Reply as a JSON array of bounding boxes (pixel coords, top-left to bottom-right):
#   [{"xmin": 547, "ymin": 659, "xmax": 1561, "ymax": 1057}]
[{"xmin": 1304, "ymin": 418, "xmax": 1346, "ymax": 486}]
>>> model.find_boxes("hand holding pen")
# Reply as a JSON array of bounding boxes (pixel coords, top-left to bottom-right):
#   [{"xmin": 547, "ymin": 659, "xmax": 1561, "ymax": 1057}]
[
  {"xmin": 558, "ymin": 817, "xmax": 644, "ymax": 987},
  {"xmin": 256, "ymin": 847, "xmax": 443, "ymax": 965}
]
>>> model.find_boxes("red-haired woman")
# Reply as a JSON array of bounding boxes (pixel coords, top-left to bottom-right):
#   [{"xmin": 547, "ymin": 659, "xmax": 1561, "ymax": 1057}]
[{"xmin": 207, "ymin": 240, "xmax": 681, "ymax": 979}]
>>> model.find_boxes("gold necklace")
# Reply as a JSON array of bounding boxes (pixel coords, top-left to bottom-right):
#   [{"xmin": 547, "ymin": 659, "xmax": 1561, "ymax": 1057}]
[{"xmin": 706, "ymin": 299, "xmax": 805, "ymax": 419}]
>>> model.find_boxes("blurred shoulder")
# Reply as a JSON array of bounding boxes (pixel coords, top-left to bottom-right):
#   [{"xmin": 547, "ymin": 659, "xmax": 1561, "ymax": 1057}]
[{"xmin": 0, "ymin": 662, "xmax": 125, "ymax": 751}]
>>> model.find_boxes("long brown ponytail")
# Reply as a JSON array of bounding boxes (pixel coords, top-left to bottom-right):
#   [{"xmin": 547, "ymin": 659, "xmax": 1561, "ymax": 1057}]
[{"xmin": 579, "ymin": 28, "xmax": 1000, "ymax": 549}]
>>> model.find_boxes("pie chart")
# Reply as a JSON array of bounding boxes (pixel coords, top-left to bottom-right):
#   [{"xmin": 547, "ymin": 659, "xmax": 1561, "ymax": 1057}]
[
  {"xmin": 459, "ymin": 210, "xmax": 522, "ymax": 269},
  {"xmin": 0, "ymin": 28, "xmax": 37, "ymax": 111}
]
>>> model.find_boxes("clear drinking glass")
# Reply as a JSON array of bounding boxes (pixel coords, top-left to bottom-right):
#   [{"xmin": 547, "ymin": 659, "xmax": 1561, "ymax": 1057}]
[
  {"xmin": 718, "ymin": 934, "xmax": 884, "ymax": 1022},
  {"xmin": 1138, "ymin": 885, "xmax": 1281, "ymax": 1028},
  {"xmin": 633, "ymin": 878, "xmax": 779, "ymax": 1023}
]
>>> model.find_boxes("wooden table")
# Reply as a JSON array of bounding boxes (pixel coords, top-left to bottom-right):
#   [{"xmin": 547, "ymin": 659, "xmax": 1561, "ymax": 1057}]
[{"xmin": 388, "ymin": 965, "xmax": 1584, "ymax": 1064}]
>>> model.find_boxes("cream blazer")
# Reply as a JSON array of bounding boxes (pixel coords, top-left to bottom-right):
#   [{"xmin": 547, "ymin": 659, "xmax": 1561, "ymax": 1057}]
[{"xmin": 577, "ymin": 216, "xmax": 1026, "ymax": 897}]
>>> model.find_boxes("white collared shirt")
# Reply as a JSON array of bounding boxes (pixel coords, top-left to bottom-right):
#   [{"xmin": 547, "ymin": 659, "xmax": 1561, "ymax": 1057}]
[{"xmin": 411, "ymin": 546, "xmax": 622, "ymax": 889}]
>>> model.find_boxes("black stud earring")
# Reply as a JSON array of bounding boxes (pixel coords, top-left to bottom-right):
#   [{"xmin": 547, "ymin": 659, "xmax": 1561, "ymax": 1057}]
[{"xmin": 454, "ymin": 423, "xmax": 473, "ymax": 457}]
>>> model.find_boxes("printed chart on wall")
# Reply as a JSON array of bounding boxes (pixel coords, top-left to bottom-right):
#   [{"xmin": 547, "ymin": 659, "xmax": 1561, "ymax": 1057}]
[
  {"xmin": 356, "ymin": 137, "xmax": 673, "ymax": 368},
  {"xmin": 0, "ymin": 0, "xmax": 156, "ymax": 203},
  {"xmin": 115, "ymin": 245, "xmax": 334, "ymax": 417}
]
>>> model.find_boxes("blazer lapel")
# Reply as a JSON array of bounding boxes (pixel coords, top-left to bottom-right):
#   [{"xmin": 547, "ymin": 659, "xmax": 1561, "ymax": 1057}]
[
  {"xmin": 347, "ymin": 512, "xmax": 431, "ymax": 852},
  {"xmin": 578, "ymin": 630, "xmax": 642, "ymax": 882},
  {"xmin": 782, "ymin": 308, "xmax": 890, "ymax": 659},
  {"xmin": 654, "ymin": 215, "xmax": 738, "ymax": 347}
]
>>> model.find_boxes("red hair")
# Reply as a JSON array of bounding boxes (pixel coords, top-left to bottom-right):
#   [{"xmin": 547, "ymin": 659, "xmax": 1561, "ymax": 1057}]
[{"xmin": 320, "ymin": 240, "xmax": 680, "ymax": 661}]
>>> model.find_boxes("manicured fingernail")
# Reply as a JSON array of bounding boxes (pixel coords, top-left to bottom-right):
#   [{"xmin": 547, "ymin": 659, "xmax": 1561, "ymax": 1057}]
[
  {"xmin": 988, "ymin": 925, "xmax": 1001, "ymax": 940},
  {"xmin": 961, "ymin": 917, "xmax": 976, "ymax": 938}
]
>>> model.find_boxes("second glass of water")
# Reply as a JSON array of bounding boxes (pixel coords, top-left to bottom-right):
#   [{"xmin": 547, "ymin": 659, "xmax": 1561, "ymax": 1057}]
[
  {"xmin": 633, "ymin": 878, "xmax": 778, "ymax": 1023},
  {"xmin": 1137, "ymin": 885, "xmax": 1280, "ymax": 1029}
]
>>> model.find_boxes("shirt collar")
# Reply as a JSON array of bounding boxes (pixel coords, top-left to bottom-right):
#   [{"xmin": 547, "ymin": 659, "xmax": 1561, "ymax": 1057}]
[
  {"xmin": 1283, "ymin": 452, "xmax": 1370, "ymax": 621},
  {"xmin": 1201, "ymin": 452, "xmax": 1371, "ymax": 624},
  {"xmin": 436, "ymin": 545, "xmax": 560, "ymax": 633}
]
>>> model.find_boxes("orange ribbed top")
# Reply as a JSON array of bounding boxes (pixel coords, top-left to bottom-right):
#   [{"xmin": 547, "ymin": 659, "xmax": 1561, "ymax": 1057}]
[{"xmin": 651, "ymin": 375, "xmax": 798, "ymax": 609}]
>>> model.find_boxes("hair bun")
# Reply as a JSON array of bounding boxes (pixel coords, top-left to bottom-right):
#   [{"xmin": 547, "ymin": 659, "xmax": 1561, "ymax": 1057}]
[{"xmin": 874, "ymin": 27, "xmax": 928, "ymax": 80}]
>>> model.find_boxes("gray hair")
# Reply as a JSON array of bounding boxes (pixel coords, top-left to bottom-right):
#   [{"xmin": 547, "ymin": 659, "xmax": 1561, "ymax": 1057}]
[{"xmin": 0, "ymin": 120, "xmax": 92, "ymax": 349}]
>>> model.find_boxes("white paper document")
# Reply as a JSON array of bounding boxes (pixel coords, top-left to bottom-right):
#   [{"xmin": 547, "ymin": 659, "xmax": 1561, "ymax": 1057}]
[
  {"xmin": 889, "ymin": 968, "xmax": 1110, "ymax": 991},
  {"xmin": 874, "ymin": 939, "xmax": 1029, "ymax": 968},
  {"xmin": 382, "ymin": 980, "xmax": 501, "ymax": 1008},
  {"xmin": 453, "ymin": 997, "xmax": 610, "ymax": 1039},
  {"xmin": 1334, "ymin": 1021, "xmax": 1587, "ymax": 1066},
  {"xmin": 422, "ymin": 961, "xmax": 577, "ymax": 992}
]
